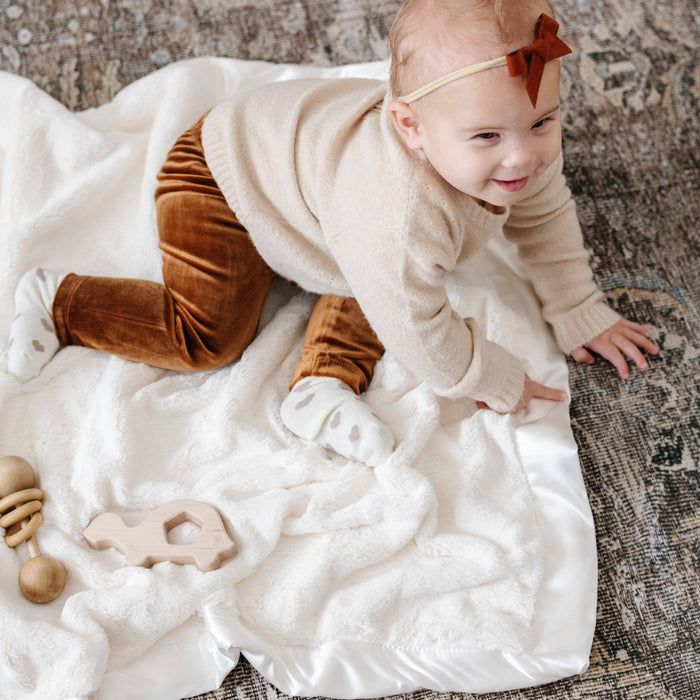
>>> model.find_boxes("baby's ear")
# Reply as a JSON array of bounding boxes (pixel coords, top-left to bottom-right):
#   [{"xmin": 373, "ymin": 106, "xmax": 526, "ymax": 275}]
[{"xmin": 389, "ymin": 101, "xmax": 425, "ymax": 150}]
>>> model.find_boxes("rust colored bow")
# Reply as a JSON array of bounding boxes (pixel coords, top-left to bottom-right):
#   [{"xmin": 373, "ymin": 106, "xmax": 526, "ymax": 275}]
[{"xmin": 506, "ymin": 14, "xmax": 572, "ymax": 107}]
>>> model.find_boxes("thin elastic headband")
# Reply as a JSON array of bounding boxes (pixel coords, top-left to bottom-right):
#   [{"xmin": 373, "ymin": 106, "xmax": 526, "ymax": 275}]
[{"xmin": 396, "ymin": 14, "xmax": 572, "ymax": 108}]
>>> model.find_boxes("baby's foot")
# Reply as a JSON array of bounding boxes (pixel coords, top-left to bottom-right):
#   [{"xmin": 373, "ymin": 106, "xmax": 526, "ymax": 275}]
[
  {"xmin": 281, "ymin": 376, "xmax": 394, "ymax": 466},
  {"xmin": 7, "ymin": 268, "xmax": 66, "ymax": 381}
]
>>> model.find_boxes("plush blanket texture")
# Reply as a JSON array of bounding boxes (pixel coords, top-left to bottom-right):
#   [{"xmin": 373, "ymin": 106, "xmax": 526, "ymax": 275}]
[{"xmin": 0, "ymin": 1, "xmax": 698, "ymax": 699}]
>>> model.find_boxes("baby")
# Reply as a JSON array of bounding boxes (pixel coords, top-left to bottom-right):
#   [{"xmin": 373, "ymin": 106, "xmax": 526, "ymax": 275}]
[{"xmin": 8, "ymin": 0, "xmax": 658, "ymax": 465}]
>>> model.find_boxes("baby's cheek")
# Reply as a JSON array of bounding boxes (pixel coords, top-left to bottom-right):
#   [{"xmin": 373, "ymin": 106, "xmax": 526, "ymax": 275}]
[{"xmin": 538, "ymin": 144, "xmax": 562, "ymax": 175}]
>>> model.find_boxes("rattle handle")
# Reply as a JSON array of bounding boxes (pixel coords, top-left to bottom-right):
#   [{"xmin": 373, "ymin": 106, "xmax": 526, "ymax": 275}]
[{"xmin": 26, "ymin": 535, "xmax": 41, "ymax": 558}]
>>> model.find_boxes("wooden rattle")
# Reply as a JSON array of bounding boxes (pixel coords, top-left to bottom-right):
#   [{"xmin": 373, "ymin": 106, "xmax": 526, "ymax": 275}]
[
  {"xmin": 0, "ymin": 456, "xmax": 67, "ymax": 603},
  {"xmin": 84, "ymin": 499, "xmax": 237, "ymax": 572}
]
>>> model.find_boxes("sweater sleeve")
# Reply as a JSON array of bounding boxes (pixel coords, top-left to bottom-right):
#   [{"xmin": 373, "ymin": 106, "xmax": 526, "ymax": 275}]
[
  {"xmin": 503, "ymin": 155, "xmax": 621, "ymax": 354},
  {"xmin": 328, "ymin": 222, "xmax": 525, "ymax": 412}
]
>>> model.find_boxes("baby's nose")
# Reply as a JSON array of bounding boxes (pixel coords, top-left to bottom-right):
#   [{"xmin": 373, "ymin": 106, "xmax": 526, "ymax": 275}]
[{"xmin": 502, "ymin": 145, "xmax": 533, "ymax": 168}]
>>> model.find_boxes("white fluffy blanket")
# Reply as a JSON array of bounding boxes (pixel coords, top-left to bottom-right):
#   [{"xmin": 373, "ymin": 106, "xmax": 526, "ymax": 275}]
[{"xmin": 0, "ymin": 59, "xmax": 596, "ymax": 700}]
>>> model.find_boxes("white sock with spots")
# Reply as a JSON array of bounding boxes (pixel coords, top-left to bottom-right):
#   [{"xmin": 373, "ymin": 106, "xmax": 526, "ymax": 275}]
[
  {"xmin": 280, "ymin": 376, "xmax": 394, "ymax": 466},
  {"xmin": 7, "ymin": 268, "xmax": 67, "ymax": 382}
]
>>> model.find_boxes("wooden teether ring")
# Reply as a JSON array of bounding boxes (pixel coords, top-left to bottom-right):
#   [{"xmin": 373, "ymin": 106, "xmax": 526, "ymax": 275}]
[
  {"xmin": 4, "ymin": 511, "xmax": 44, "ymax": 547},
  {"xmin": 0, "ymin": 456, "xmax": 67, "ymax": 603},
  {"xmin": 0, "ymin": 488, "xmax": 44, "ymax": 514},
  {"xmin": 1, "ymin": 498, "xmax": 43, "ymax": 524},
  {"xmin": 1, "ymin": 495, "xmax": 43, "ymax": 531}
]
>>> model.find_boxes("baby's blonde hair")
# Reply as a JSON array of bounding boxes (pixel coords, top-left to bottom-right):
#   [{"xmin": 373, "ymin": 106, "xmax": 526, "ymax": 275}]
[{"xmin": 388, "ymin": 0, "xmax": 555, "ymax": 97}]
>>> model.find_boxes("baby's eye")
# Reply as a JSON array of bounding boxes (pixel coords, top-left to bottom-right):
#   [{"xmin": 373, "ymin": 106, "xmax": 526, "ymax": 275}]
[
  {"xmin": 532, "ymin": 117, "xmax": 552, "ymax": 130},
  {"xmin": 474, "ymin": 132, "xmax": 498, "ymax": 141}
]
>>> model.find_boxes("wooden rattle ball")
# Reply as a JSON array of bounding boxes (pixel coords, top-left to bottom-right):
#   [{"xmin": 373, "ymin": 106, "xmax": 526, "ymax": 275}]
[
  {"xmin": 0, "ymin": 455, "xmax": 67, "ymax": 604},
  {"xmin": 0, "ymin": 455, "xmax": 37, "ymax": 498},
  {"xmin": 19, "ymin": 555, "xmax": 68, "ymax": 604}
]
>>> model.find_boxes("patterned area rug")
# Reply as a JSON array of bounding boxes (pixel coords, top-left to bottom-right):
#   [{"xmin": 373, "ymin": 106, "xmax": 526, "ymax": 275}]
[{"xmin": 1, "ymin": 1, "xmax": 698, "ymax": 698}]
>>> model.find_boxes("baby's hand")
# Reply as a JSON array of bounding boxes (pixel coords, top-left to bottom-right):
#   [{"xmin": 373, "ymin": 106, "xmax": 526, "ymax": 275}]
[
  {"xmin": 476, "ymin": 374, "xmax": 566, "ymax": 414},
  {"xmin": 570, "ymin": 319, "xmax": 659, "ymax": 379}
]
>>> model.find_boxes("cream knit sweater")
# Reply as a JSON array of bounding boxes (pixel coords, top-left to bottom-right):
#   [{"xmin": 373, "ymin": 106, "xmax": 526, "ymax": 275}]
[{"xmin": 202, "ymin": 78, "xmax": 620, "ymax": 412}]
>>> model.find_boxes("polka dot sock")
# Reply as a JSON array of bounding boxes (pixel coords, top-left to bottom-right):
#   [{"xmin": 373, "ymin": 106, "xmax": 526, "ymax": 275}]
[
  {"xmin": 280, "ymin": 376, "xmax": 394, "ymax": 466},
  {"xmin": 7, "ymin": 268, "xmax": 66, "ymax": 382}
]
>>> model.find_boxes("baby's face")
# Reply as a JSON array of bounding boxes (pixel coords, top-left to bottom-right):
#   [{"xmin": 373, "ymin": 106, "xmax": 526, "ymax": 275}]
[{"xmin": 392, "ymin": 61, "xmax": 563, "ymax": 207}]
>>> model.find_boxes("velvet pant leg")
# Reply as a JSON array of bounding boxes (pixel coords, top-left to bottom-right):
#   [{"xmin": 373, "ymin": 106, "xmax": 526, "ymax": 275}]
[
  {"xmin": 52, "ymin": 115, "xmax": 274, "ymax": 371},
  {"xmin": 291, "ymin": 294, "xmax": 385, "ymax": 394}
]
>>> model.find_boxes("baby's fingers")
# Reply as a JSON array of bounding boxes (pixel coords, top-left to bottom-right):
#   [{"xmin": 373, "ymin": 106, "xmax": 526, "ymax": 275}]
[
  {"xmin": 614, "ymin": 323, "xmax": 660, "ymax": 364},
  {"xmin": 622, "ymin": 326, "xmax": 660, "ymax": 357},
  {"xmin": 620, "ymin": 318, "xmax": 654, "ymax": 340},
  {"xmin": 582, "ymin": 334, "xmax": 629, "ymax": 377},
  {"xmin": 589, "ymin": 333, "xmax": 651, "ymax": 378},
  {"xmin": 571, "ymin": 346, "xmax": 595, "ymax": 365},
  {"xmin": 530, "ymin": 381, "xmax": 567, "ymax": 403},
  {"xmin": 583, "ymin": 319, "xmax": 660, "ymax": 378},
  {"xmin": 614, "ymin": 335, "xmax": 650, "ymax": 373}
]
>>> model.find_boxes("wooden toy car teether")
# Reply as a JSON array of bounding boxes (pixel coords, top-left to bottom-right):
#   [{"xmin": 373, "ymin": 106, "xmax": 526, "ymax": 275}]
[
  {"xmin": 0, "ymin": 455, "xmax": 67, "ymax": 603},
  {"xmin": 84, "ymin": 499, "xmax": 237, "ymax": 571}
]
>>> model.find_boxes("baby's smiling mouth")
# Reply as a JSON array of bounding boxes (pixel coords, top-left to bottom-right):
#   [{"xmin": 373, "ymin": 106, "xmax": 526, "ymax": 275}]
[{"xmin": 492, "ymin": 176, "xmax": 529, "ymax": 192}]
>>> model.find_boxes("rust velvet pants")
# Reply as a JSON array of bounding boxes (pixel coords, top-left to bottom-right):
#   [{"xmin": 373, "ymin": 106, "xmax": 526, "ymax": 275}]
[{"xmin": 51, "ymin": 116, "xmax": 384, "ymax": 394}]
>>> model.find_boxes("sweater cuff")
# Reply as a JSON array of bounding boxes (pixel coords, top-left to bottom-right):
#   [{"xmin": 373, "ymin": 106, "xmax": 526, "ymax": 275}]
[
  {"xmin": 438, "ymin": 319, "xmax": 525, "ymax": 411},
  {"xmin": 553, "ymin": 299, "xmax": 622, "ymax": 355},
  {"xmin": 468, "ymin": 339, "xmax": 526, "ymax": 413}
]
